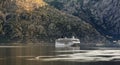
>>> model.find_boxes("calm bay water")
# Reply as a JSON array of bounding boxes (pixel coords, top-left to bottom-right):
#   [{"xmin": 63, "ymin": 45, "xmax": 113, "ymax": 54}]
[{"xmin": 0, "ymin": 45, "xmax": 120, "ymax": 65}]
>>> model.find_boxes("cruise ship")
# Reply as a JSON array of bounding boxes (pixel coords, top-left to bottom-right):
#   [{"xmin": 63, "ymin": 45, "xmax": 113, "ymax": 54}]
[{"xmin": 55, "ymin": 36, "xmax": 80, "ymax": 48}]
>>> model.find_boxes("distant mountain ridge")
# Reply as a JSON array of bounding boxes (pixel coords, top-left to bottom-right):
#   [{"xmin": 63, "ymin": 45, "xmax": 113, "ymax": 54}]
[{"xmin": 45, "ymin": 0, "xmax": 120, "ymax": 41}]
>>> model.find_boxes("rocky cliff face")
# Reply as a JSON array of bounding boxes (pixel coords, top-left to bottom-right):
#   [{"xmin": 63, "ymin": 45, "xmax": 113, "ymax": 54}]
[
  {"xmin": 0, "ymin": 0, "xmax": 47, "ymax": 12},
  {"xmin": 45, "ymin": 0, "xmax": 120, "ymax": 41},
  {"xmin": 16, "ymin": 0, "xmax": 47, "ymax": 11}
]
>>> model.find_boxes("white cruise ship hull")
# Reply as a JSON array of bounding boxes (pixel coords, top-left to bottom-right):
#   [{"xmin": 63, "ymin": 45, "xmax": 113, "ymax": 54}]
[{"xmin": 55, "ymin": 42, "xmax": 74, "ymax": 48}]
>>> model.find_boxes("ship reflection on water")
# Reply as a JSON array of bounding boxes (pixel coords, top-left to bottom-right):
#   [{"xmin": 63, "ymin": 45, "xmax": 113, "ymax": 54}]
[{"xmin": 0, "ymin": 45, "xmax": 120, "ymax": 65}]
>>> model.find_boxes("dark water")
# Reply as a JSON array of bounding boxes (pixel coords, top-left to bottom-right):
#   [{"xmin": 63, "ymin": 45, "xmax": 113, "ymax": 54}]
[{"xmin": 0, "ymin": 45, "xmax": 120, "ymax": 65}]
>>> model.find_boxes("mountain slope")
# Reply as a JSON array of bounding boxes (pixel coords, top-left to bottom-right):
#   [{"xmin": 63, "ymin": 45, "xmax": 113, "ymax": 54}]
[
  {"xmin": 0, "ymin": 0, "xmax": 106, "ymax": 44},
  {"xmin": 45, "ymin": 0, "xmax": 120, "ymax": 41}
]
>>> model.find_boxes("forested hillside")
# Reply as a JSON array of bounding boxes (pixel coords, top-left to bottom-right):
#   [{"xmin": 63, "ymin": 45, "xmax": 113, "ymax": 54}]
[{"xmin": 0, "ymin": 0, "xmax": 106, "ymax": 44}]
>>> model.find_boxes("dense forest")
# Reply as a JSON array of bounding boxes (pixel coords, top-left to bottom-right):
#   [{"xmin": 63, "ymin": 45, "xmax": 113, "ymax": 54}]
[{"xmin": 0, "ymin": 0, "xmax": 107, "ymax": 45}]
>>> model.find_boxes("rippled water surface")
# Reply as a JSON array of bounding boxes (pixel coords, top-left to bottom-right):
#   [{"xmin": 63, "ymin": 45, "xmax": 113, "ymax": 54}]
[{"xmin": 0, "ymin": 45, "xmax": 120, "ymax": 65}]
